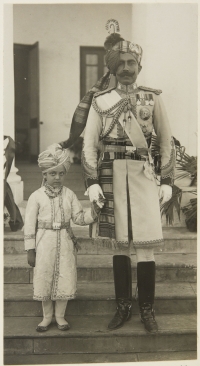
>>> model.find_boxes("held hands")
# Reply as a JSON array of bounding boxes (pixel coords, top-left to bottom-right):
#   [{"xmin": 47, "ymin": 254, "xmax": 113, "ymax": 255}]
[
  {"xmin": 159, "ymin": 184, "xmax": 172, "ymax": 205},
  {"xmin": 92, "ymin": 194, "xmax": 106, "ymax": 215},
  {"xmin": 88, "ymin": 184, "xmax": 106, "ymax": 208},
  {"xmin": 27, "ymin": 249, "xmax": 36, "ymax": 267}
]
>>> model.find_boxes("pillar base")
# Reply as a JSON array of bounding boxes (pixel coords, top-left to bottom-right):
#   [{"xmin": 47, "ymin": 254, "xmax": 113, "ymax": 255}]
[
  {"xmin": 7, "ymin": 166, "xmax": 24, "ymax": 205},
  {"xmin": 8, "ymin": 181, "xmax": 24, "ymax": 206}
]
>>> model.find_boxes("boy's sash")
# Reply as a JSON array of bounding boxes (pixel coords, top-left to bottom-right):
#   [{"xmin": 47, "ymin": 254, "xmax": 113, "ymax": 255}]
[{"xmin": 98, "ymin": 90, "xmax": 148, "ymax": 149}]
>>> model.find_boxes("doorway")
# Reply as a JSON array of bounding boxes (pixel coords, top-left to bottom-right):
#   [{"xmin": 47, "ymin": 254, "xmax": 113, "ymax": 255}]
[
  {"xmin": 80, "ymin": 46, "xmax": 108, "ymax": 100},
  {"xmin": 14, "ymin": 42, "xmax": 40, "ymax": 163}
]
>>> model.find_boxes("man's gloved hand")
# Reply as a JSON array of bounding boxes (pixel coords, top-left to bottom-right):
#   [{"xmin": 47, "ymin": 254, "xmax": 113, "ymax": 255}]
[
  {"xmin": 92, "ymin": 194, "xmax": 106, "ymax": 215},
  {"xmin": 27, "ymin": 249, "xmax": 36, "ymax": 267},
  {"xmin": 88, "ymin": 184, "xmax": 105, "ymax": 208},
  {"xmin": 159, "ymin": 184, "xmax": 172, "ymax": 204}
]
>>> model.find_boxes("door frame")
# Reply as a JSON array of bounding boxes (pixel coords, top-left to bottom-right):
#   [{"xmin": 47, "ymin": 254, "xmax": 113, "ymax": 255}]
[
  {"xmin": 14, "ymin": 42, "xmax": 40, "ymax": 162},
  {"xmin": 80, "ymin": 46, "xmax": 105, "ymax": 100}
]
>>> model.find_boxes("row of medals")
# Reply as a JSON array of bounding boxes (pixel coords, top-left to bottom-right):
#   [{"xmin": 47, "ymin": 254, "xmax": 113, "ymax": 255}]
[{"xmin": 128, "ymin": 93, "xmax": 154, "ymax": 107}]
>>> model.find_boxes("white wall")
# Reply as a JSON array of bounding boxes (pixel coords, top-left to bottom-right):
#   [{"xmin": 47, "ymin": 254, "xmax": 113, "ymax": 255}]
[
  {"xmin": 4, "ymin": 4, "xmax": 15, "ymax": 139},
  {"xmin": 132, "ymin": 3, "xmax": 198, "ymax": 156},
  {"xmin": 13, "ymin": 4, "xmax": 132, "ymax": 152}
]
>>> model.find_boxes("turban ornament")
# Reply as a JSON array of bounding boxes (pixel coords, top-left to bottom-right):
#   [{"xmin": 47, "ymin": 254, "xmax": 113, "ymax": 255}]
[
  {"xmin": 38, "ymin": 143, "xmax": 71, "ymax": 173},
  {"xmin": 104, "ymin": 19, "xmax": 143, "ymax": 75}
]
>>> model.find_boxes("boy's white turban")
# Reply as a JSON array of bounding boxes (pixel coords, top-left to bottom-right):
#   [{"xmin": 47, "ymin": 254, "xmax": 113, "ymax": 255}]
[{"xmin": 38, "ymin": 143, "xmax": 71, "ymax": 173}]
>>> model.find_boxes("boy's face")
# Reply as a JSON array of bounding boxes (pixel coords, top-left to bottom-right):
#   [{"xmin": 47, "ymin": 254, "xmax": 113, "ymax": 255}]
[{"xmin": 43, "ymin": 166, "xmax": 66, "ymax": 188}]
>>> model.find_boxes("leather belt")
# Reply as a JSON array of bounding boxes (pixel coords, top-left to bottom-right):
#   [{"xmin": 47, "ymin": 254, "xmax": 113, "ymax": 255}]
[
  {"xmin": 103, "ymin": 140, "xmax": 133, "ymax": 146},
  {"xmin": 102, "ymin": 151, "xmax": 147, "ymax": 161},
  {"xmin": 37, "ymin": 221, "xmax": 70, "ymax": 230},
  {"xmin": 102, "ymin": 145, "xmax": 149, "ymax": 161},
  {"xmin": 103, "ymin": 145, "xmax": 149, "ymax": 155}
]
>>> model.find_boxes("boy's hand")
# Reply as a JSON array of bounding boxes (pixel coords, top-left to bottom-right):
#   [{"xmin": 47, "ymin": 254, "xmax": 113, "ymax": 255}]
[
  {"xmin": 27, "ymin": 249, "xmax": 36, "ymax": 267},
  {"xmin": 97, "ymin": 194, "xmax": 106, "ymax": 207},
  {"xmin": 93, "ymin": 194, "xmax": 106, "ymax": 215}
]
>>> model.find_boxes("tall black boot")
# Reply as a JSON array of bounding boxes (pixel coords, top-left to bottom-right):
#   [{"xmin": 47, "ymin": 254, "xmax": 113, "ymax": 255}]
[
  {"xmin": 137, "ymin": 261, "xmax": 158, "ymax": 333},
  {"xmin": 108, "ymin": 255, "xmax": 132, "ymax": 330}
]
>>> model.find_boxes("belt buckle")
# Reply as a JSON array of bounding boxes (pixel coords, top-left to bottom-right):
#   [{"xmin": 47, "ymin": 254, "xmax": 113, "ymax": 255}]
[
  {"xmin": 53, "ymin": 222, "xmax": 61, "ymax": 230},
  {"xmin": 125, "ymin": 146, "xmax": 136, "ymax": 156},
  {"xmin": 125, "ymin": 146, "xmax": 136, "ymax": 152}
]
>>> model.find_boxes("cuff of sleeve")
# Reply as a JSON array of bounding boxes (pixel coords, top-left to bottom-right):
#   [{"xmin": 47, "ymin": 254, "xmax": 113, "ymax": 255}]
[
  {"xmin": 24, "ymin": 239, "xmax": 36, "ymax": 251},
  {"xmin": 86, "ymin": 178, "xmax": 99, "ymax": 188},
  {"xmin": 160, "ymin": 177, "xmax": 173, "ymax": 186},
  {"xmin": 59, "ymin": 140, "xmax": 69, "ymax": 149}
]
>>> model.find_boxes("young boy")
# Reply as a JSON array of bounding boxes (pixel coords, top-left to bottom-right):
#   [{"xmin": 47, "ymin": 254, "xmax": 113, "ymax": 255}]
[{"xmin": 24, "ymin": 143, "xmax": 102, "ymax": 332}]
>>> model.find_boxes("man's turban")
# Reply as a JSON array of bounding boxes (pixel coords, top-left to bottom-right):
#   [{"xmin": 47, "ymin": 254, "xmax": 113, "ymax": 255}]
[
  {"xmin": 104, "ymin": 33, "xmax": 143, "ymax": 75},
  {"xmin": 38, "ymin": 143, "xmax": 71, "ymax": 173}
]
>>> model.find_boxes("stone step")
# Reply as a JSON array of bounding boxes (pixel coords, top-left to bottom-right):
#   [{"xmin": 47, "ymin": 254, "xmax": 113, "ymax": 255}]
[
  {"xmin": 4, "ymin": 282, "xmax": 197, "ymax": 317},
  {"xmin": 4, "ymin": 314, "xmax": 197, "ymax": 355},
  {"xmin": 4, "ymin": 350, "xmax": 197, "ymax": 364},
  {"xmin": 4, "ymin": 227, "xmax": 197, "ymax": 254},
  {"xmin": 4, "ymin": 253, "xmax": 197, "ymax": 284}
]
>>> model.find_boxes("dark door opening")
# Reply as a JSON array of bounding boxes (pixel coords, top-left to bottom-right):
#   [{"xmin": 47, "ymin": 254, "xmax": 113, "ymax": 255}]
[
  {"xmin": 80, "ymin": 46, "xmax": 108, "ymax": 100},
  {"xmin": 14, "ymin": 42, "xmax": 40, "ymax": 163}
]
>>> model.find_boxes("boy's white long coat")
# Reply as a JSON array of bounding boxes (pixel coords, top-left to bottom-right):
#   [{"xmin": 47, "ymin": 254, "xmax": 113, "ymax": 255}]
[{"xmin": 24, "ymin": 186, "xmax": 94, "ymax": 301}]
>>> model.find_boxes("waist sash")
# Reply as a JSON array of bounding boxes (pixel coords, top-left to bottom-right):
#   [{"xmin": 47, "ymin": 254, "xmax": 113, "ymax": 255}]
[{"xmin": 37, "ymin": 221, "xmax": 70, "ymax": 230}]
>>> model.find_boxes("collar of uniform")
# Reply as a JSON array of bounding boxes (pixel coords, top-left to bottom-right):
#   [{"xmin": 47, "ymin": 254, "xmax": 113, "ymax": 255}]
[{"xmin": 116, "ymin": 82, "xmax": 137, "ymax": 93}]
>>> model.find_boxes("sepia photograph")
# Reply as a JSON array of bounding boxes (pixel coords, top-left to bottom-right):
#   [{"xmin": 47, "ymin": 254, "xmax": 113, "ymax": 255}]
[{"xmin": 3, "ymin": 1, "xmax": 198, "ymax": 365}]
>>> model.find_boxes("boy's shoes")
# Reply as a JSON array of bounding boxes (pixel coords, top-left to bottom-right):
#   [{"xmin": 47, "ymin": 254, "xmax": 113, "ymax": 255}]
[
  {"xmin": 36, "ymin": 325, "xmax": 50, "ymax": 332},
  {"xmin": 36, "ymin": 322, "xmax": 70, "ymax": 331},
  {"xmin": 57, "ymin": 322, "xmax": 70, "ymax": 331}
]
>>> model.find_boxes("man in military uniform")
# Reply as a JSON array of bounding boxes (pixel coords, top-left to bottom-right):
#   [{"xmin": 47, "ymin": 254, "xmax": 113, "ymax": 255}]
[
  {"xmin": 81, "ymin": 19, "xmax": 176, "ymax": 334},
  {"xmin": 61, "ymin": 19, "xmax": 175, "ymax": 333}
]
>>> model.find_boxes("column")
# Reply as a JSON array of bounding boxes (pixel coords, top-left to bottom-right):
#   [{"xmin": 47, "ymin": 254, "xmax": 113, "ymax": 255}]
[{"xmin": 4, "ymin": 4, "xmax": 23, "ymax": 205}]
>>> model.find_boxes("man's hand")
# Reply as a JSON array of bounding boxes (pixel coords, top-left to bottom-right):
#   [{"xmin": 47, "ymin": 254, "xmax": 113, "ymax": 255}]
[
  {"xmin": 27, "ymin": 249, "xmax": 36, "ymax": 267},
  {"xmin": 88, "ymin": 184, "xmax": 105, "ymax": 208},
  {"xmin": 159, "ymin": 184, "xmax": 172, "ymax": 204}
]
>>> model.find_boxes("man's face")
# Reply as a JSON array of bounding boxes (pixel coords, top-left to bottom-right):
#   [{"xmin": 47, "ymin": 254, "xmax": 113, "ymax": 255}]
[
  {"xmin": 116, "ymin": 53, "xmax": 140, "ymax": 85},
  {"xmin": 43, "ymin": 166, "xmax": 66, "ymax": 188}
]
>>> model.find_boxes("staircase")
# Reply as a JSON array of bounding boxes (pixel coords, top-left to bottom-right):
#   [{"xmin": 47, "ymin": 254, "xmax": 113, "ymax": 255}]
[{"xmin": 4, "ymin": 215, "xmax": 197, "ymax": 364}]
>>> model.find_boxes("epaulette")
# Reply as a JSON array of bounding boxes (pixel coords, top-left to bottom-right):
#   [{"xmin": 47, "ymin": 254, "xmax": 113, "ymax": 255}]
[
  {"xmin": 138, "ymin": 86, "xmax": 162, "ymax": 95},
  {"xmin": 94, "ymin": 87, "xmax": 116, "ymax": 98}
]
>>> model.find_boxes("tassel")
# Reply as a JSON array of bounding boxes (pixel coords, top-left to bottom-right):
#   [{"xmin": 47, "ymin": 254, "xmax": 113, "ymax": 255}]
[{"xmin": 123, "ymin": 116, "xmax": 126, "ymax": 136}]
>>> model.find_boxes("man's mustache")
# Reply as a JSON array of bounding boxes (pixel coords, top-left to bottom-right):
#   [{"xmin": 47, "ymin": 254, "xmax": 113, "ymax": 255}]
[{"xmin": 118, "ymin": 71, "xmax": 134, "ymax": 77}]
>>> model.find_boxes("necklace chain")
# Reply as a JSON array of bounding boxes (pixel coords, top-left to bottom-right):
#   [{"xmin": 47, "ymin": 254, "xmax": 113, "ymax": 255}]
[{"xmin": 44, "ymin": 182, "xmax": 63, "ymax": 198}]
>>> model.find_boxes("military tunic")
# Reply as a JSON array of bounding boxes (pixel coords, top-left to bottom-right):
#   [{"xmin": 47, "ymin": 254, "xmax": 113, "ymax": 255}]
[{"xmin": 82, "ymin": 83, "xmax": 176, "ymax": 249}]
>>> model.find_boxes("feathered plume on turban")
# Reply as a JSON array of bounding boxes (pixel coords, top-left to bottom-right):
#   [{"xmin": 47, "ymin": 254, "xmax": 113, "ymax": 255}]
[{"xmin": 38, "ymin": 143, "xmax": 71, "ymax": 173}]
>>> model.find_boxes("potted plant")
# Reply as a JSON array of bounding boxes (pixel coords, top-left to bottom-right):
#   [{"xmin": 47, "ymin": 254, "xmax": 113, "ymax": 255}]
[
  {"xmin": 151, "ymin": 135, "xmax": 197, "ymax": 230},
  {"xmin": 181, "ymin": 193, "xmax": 197, "ymax": 232}
]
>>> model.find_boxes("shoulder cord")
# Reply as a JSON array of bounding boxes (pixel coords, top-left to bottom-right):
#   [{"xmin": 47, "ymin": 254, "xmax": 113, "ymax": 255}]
[{"xmin": 92, "ymin": 97, "xmax": 129, "ymax": 140}]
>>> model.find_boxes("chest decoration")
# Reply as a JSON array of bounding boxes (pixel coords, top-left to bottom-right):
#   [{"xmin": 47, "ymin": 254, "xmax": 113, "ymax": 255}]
[
  {"xmin": 136, "ymin": 93, "xmax": 154, "ymax": 106},
  {"xmin": 139, "ymin": 107, "xmax": 151, "ymax": 121},
  {"xmin": 92, "ymin": 91, "xmax": 155, "ymax": 140}
]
